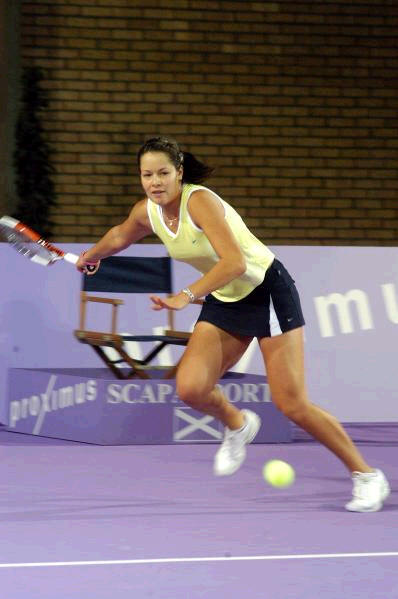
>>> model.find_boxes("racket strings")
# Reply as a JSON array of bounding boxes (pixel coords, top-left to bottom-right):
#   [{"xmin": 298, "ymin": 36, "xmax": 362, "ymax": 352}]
[{"xmin": 0, "ymin": 226, "xmax": 59, "ymax": 264}]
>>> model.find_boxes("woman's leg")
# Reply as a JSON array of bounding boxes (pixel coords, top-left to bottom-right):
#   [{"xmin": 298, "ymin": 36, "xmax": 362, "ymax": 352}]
[
  {"xmin": 176, "ymin": 321, "xmax": 261, "ymax": 475},
  {"xmin": 259, "ymin": 327, "xmax": 373, "ymax": 473},
  {"xmin": 176, "ymin": 321, "xmax": 252, "ymax": 429},
  {"xmin": 260, "ymin": 326, "xmax": 391, "ymax": 511}
]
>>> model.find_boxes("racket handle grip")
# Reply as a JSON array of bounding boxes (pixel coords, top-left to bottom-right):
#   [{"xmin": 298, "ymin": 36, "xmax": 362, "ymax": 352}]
[
  {"xmin": 64, "ymin": 251, "xmax": 99, "ymax": 273},
  {"xmin": 63, "ymin": 252, "xmax": 79, "ymax": 264}
]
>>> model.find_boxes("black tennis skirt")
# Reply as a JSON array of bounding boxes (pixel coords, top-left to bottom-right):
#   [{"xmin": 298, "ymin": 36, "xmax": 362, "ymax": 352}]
[{"xmin": 196, "ymin": 258, "xmax": 305, "ymax": 338}]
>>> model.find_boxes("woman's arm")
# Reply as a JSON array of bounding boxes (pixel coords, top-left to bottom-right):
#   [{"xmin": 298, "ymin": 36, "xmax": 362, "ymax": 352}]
[
  {"xmin": 150, "ymin": 190, "xmax": 246, "ymax": 311},
  {"xmin": 77, "ymin": 199, "xmax": 153, "ymax": 269},
  {"xmin": 184, "ymin": 189, "xmax": 246, "ymax": 297}
]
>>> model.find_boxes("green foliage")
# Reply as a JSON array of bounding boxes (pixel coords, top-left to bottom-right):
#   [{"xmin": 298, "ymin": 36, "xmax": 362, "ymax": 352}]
[{"xmin": 13, "ymin": 67, "xmax": 57, "ymax": 238}]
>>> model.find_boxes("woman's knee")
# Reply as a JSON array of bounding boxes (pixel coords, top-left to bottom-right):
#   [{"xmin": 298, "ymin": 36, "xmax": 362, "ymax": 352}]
[
  {"xmin": 272, "ymin": 388, "xmax": 310, "ymax": 422},
  {"xmin": 176, "ymin": 374, "xmax": 212, "ymax": 409}
]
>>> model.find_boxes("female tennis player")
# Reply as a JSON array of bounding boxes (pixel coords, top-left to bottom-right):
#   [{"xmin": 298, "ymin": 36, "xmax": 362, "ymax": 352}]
[{"xmin": 77, "ymin": 136, "xmax": 390, "ymax": 512}]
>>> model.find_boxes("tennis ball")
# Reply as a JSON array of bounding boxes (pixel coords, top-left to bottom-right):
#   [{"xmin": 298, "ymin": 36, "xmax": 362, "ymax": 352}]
[{"xmin": 263, "ymin": 459, "xmax": 295, "ymax": 488}]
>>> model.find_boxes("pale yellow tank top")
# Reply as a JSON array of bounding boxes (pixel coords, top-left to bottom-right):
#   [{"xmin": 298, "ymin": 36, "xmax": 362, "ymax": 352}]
[{"xmin": 146, "ymin": 183, "xmax": 275, "ymax": 302}]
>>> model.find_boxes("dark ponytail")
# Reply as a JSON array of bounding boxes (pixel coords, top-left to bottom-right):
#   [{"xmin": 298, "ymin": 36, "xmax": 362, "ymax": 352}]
[
  {"xmin": 137, "ymin": 136, "xmax": 214, "ymax": 184},
  {"xmin": 180, "ymin": 151, "xmax": 214, "ymax": 184}
]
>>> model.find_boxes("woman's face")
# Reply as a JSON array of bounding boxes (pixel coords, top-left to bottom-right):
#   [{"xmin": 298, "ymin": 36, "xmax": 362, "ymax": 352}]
[{"xmin": 140, "ymin": 151, "xmax": 182, "ymax": 207}]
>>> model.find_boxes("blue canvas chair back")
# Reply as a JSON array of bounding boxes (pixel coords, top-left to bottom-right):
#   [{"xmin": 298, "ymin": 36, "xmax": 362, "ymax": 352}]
[{"xmin": 82, "ymin": 256, "xmax": 173, "ymax": 294}]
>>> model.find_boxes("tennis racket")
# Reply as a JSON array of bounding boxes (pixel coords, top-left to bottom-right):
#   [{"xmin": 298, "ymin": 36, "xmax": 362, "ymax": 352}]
[{"xmin": 0, "ymin": 215, "xmax": 99, "ymax": 273}]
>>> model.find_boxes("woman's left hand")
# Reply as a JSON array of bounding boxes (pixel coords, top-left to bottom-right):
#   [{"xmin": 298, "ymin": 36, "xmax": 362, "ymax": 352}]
[{"xmin": 150, "ymin": 293, "xmax": 190, "ymax": 311}]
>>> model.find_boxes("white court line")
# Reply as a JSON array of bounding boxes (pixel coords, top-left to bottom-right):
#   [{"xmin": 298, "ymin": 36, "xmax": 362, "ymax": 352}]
[{"xmin": 0, "ymin": 552, "xmax": 397, "ymax": 569}]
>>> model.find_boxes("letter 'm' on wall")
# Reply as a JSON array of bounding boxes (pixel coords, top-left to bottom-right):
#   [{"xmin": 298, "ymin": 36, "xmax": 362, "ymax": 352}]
[{"xmin": 314, "ymin": 290, "xmax": 374, "ymax": 338}]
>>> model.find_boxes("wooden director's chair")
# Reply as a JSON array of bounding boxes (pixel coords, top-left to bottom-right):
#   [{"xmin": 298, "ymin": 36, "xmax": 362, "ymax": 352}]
[{"xmin": 74, "ymin": 256, "xmax": 201, "ymax": 380}]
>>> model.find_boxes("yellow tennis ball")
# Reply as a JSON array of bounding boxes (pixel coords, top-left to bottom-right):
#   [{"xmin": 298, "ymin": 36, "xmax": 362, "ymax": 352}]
[{"xmin": 263, "ymin": 459, "xmax": 295, "ymax": 488}]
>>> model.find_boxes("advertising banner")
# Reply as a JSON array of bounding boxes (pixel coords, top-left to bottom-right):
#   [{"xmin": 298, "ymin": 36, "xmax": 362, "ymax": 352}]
[{"xmin": 6, "ymin": 368, "xmax": 292, "ymax": 444}]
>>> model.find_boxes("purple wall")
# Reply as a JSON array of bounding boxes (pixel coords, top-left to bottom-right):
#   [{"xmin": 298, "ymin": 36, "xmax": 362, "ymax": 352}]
[{"xmin": 1, "ymin": 243, "xmax": 397, "ymax": 424}]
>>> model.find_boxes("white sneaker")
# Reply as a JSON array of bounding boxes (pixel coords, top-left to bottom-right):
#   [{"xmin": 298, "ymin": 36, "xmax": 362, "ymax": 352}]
[
  {"xmin": 213, "ymin": 409, "xmax": 261, "ymax": 476},
  {"xmin": 345, "ymin": 469, "xmax": 390, "ymax": 512}
]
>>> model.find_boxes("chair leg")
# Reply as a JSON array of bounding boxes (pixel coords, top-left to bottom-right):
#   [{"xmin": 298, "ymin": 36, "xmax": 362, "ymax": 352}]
[
  {"xmin": 83, "ymin": 338, "xmax": 184, "ymax": 380},
  {"xmin": 115, "ymin": 346, "xmax": 151, "ymax": 380},
  {"xmin": 91, "ymin": 345, "xmax": 150, "ymax": 380},
  {"xmin": 141, "ymin": 342, "xmax": 168, "ymax": 365},
  {"xmin": 91, "ymin": 346, "xmax": 125, "ymax": 379}
]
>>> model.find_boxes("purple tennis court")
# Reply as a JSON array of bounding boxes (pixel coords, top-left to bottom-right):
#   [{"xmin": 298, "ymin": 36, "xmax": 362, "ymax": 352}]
[{"xmin": 1, "ymin": 427, "xmax": 396, "ymax": 599}]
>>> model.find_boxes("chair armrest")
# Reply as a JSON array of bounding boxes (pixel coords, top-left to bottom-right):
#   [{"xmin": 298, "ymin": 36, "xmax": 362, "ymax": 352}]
[
  {"xmin": 79, "ymin": 292, "xmax": 124, "ymax": 332},
  {"xmin": 83, "ymin": 295, "xmax": 124, "ymax": 306},
  {"xmin": 164, "ymin": 330, "xmax": 191, "ymax": 340}
]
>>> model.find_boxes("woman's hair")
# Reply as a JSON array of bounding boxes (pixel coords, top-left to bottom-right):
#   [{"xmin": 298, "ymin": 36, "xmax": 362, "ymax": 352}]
[{"xmin": 137, "ymin": 136, "xmax": 214, "ymax": 184}]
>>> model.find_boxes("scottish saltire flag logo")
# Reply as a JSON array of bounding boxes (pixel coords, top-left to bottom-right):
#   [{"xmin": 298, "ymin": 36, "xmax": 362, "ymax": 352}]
[{"xmin": 173, "ymin": 407, "xmax": 223, "ymax": 442}]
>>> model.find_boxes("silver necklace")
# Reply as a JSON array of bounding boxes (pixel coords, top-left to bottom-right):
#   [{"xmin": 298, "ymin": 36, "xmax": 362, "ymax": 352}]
[{"xmin": 163, "ymin": 211, "xmax": 179, "ymax": 226}]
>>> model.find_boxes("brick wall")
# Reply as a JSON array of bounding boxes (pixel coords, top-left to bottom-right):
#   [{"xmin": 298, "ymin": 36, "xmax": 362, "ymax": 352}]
[{"xmin": 20, "ymin": 0, "xmax": 398, "ymax": 245}]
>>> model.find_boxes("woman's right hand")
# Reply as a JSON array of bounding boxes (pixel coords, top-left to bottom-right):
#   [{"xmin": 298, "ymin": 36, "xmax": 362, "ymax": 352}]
[{"xmin": 76, "ymin": 251, "xmax": 101, "ymax": 275}]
